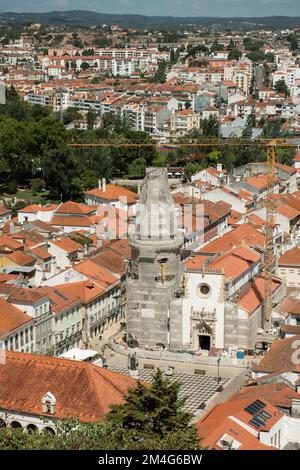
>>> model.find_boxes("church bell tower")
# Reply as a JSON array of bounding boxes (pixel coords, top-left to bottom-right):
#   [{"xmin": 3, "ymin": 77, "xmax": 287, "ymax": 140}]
[{"xmin": 126, "ymin": 168, "xmax": 184, "ymax": 349}]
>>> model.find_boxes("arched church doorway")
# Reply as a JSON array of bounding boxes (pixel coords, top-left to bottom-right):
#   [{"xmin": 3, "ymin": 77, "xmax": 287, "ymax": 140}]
[
  {"xmin": 198, "ymin": 334, "xmax": 211, "ymax": 350},
  {"xmin": 193, "ymin": 322, "xmax": 213, "ymax": 351}
]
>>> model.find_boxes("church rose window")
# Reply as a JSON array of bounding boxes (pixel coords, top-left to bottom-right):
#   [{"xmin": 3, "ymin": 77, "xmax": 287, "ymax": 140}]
[{"xmin": 197, "ymin": 283, "xmax": 212, "ymax": 298}]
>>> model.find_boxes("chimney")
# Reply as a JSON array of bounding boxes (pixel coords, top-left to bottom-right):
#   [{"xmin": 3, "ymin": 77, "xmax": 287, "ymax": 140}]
[
  {"xmin": 98, "ymin": 179, "xmax": 102, "ymax": 191},
  {"xmin": 102, "ymin": 178, "xmax": 106, "ymax": 193},
  {"xmin": 42, "ymin": 391, "xmax": 57, "ymax": 414},
  {"xmin": 217, "ymin": 163, "xmax": 223, "ymax": 172}
]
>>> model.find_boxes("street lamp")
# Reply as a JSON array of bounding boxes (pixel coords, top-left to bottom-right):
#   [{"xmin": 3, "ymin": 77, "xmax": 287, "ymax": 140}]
[{"xmin": 217, "ymin": 356, "xmax": 221, "ymax": 384}]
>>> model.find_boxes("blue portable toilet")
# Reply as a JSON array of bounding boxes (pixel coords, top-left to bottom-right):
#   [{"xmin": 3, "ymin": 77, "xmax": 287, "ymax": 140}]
[{"xmin": 237, "ymin": 350, "xmax": 245, "ymax": 359}]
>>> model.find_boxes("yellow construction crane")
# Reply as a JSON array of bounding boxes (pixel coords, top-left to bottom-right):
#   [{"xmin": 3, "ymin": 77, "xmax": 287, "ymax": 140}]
[{"xmin": 68, "ymin": 137, "xmax": 299, "ymax": 326}]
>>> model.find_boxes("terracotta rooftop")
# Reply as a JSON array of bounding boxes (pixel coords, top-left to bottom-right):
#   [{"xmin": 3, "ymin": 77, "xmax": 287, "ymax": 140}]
[
  {"xmin": 36, "ymin": 286, "xmax": 81, "ymax": 314},
  {"xmin": 238, "ymin": 275, "xmax": 281, "ymax": 314},
  {"xmin": 0, "ymin": 285, "xmax": 48, "ymax": 304},
  {"xmin": 86, "ymin": 184, "xmax": 138, "ymax": 205},
  {"xmin": 203, "ymin": 245, "xmax": 261, "ymax": 282},
  {"xmin": 246, "ymin": 174, "xmax": 279, "ymax": 191},
  {"xmin": 55, "ymin": 281, "xmax": 104, "ymax": 304},
  {"xmin": 74, "ymin": 260, "xmax": 119, "ymax": 289},
  {"xmin": 108, "ymin": 238, "xmax": 131, "ymax": 259},
  {"xmin": 0, "ymin": 236, "xmax": 24, "ymax": 251},
  {"xmin": 92, "ymin": 249, "xmax": 127, "ymax": 276},
  {"xmin": 232, "ymin": 382, "xmax": 299, "ymax": 410},
  {"xmin": 0, "ymin": 351, "xmax": 138, "ymax": 423},
  {"xmin": 28, "ymin": 247, "xmax": 52, "ymax": 260},
  {"xmin": 5, "ymin": 251, "xmax": 35, "ymax": 267},
  {"xmin": 0, "ymin": 298, "xmax": 32, "ymax": 337},
  {"xmin": 55, "ymin": 201, "xmax": 96, "ymax": 216},
  {"xmin": 50, "ymin": 215, "xmax": 95, "ymax": 228},
  {"xmin": 0, "ymin": 207, "xmax": 11, "ymax": 216},
  {"xmin": 293, "ymin": 150, "xmax": 300, "ymax": 162},
  {"xmin": 26, "ymin": 219, "xmax": 60, "ymax": 233},
  {"xmin": 278, "ymin": 247, "xmax": 300, "ymax": 267},
  {"xmin": 247, "ymin": 214, "xmax": 266, "ymax": 228},
  {"xmin": 197, "ymin": 396, "xmax": 281, "ymax": 450},
  {"xmin": 19, "ymin": 204, "xmax": 57, "ymax": 213},
  {"xmin": 252, "ymin": 335, "xmax": 300, "ymax": 374},
  {"xmin": 199, "ymin": 223, "xmax": 265, "ymax": 255},
  {"xmin": 50, "ymin": 237, "xmax": 83, "ymax": 254},
  {"xmin": 281, "ymin": 324, "xmax": 300, "ymax": 335},
  {"xmin": 185, "ymin": 254, "xmax": 212, "ymax": 270}
]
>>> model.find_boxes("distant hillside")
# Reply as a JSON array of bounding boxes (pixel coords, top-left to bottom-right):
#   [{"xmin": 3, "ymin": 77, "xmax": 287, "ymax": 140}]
[{"xmin": 0, "ymin": 11, "xmax": 300, "ymax": 30}]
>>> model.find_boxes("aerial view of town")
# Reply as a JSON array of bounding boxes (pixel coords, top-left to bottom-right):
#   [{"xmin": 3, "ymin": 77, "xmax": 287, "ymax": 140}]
[{"xmin": 0, "ymin": 0, "xmax": 300, "ymax": 460}]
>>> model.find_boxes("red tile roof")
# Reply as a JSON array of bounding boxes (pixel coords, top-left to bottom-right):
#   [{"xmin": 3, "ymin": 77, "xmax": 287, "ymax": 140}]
[
  {"xmin": 50, "ymin": 215, "xmax": 94, "ymax": 228},
  {"xmin": 278, "ymin": 246, "xmax": 300, "ymax": 267},
  {"xmin": 0, "ymin": 285, "xmax": 48, "ymax": 304},
  {"xmin": 36, "ymin": 286, "xmax": 81, "ymax": 314},
  {"xmin": 0, "ymin": 298, "xmax": 32, "ymax": 337},
  {"xmin": 28, "ymin": 247, "xmax": 52, "ymax": 260},
  {"xmin": 108, "ymin": 238, "xmax": 131, "ymax": 259},
  {"xmin": 5, "ymin": 251, "xmax": 35, "ymax": 266},
  {"xmin": 92, "ymin": 249, "xmax": 127, "ymax": 276},
  {"xmin": 281, "ymin": 324, "xmax": 300, "ymax": 335},
  {"xmin": 293, "ymin": 150, "xmax": 300, "ymax": 162},
  {"xmin": 55, "ymin": 201, "xmax": 96, "ymax": 215},
  {"xmin": 231, "ymin": 382, "xmax": 299, "ymax": 410},
  {"xmin": 19, "ymin": 204, "xmax": 57, "ymax": 213},
  {"xmin": 86, "ymin": 184, "xmax": 138, "ymax": 205},
  {"xmin": 0, "ymin": 236, "xmax": 24, "ymax": 251},
  {"xmin": 0, "ymin": 351, "xmax": 138, "ymax": 422},
  {"xmin": 50, "ymin": 237, "xmax": 83, "ymax": 254},
  {"xmin": 74, "ymin": 260, "xmax": 119, "ymax": 289},
  {"xmin": 199, "ymin": 223, "xmax": 265, "ymax": 254},
  {"xmin": 246, "ymin": 174, "xmax": 278, "ymax": 191},
  {"xmin": 252, "ymin": 335, "xmax": 300, "ymax": 374},
  {"xmin": 203, "ymin": 245, "xmax": 261, "ymax": 281},
  {"xmin": 55, "ymin": 281, "xmax": 104, "ymax": 304},
  {"xmin": 238, "ymin": 275, "xmax": 281, "ymax": 314},
  {"xmin": 247, "ymin": 214, "xmax": 266, "ymax": 228},
  {"xmin": 185, "ymin": 254, "xmax": 212, "ymax": 270},
  {"xmin": 0, "ymin": 207, "xmax": 11, "ymax": 216},
  {"xmin": 197, "ymin": 396, "xmax": 281, "ymax": 450},
  {"xmin": 275, "ymin": 202, "xmax": 299, "ymax": 220}
]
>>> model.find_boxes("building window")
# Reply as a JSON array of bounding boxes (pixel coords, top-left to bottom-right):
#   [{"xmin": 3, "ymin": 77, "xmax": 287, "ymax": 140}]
[{"xmin": 197, "ymin": 283, "xmax": 212, "ymax": 299}]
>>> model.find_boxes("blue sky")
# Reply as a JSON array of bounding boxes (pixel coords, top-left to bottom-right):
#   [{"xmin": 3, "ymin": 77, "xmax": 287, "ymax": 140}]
[{"xmin": 0, "ymin": 0, "xmax": 299, "ymax": 17}]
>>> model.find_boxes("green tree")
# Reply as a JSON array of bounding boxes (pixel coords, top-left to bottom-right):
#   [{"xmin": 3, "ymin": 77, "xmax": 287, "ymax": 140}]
[
  {"xmin": 202, "ymin": 115, "xmax": 220, "ymax": 137},
  {"xmin": 30, "ymin": 178, "xmax": 46, "ymax": 196},
  {"xmin": 6, "ymin": 179, "xmax": 18, "ymax": 194},
  {"xmin": 80, "ymin": 62, "xmax": 90, "ymax": 71},
  {"xmin": 151, "ymin": 60, "xmax": 167, "ymax": 83},
  {"xmin": 86, "ymin": 110, "xmax": 97, "ymax": 130},
  {"xmin": 287, "ymin": 33, "xmax": 298, "ymax": 51},
  {"xmin": 63, "ymin": 107, "xmax": 80, "ymax": 125},
  {"xmin": 128, "ymin": 157, "xmax": 147, "ymax": 178},
  {"xmin": 82, "ymin": 48, "xmax": 95, "ymax": 56},
  {"xmin": 274, "ymin": 79, "xmax": 290, "ymax": 97},
  {"xmin": 184, "ymin": 162, "xmax": 201, "ymax": 181},
  {"xmin": 228, "ymin": 48, "xmax": 242, "ymax": 61},
  {"xmin": 108, "ymin": 370, "xmax": 200, "ymax": 446},
  {"xmin": 41, "ymin": 144, "xmax": 81, "ymax": 201},
  {"xmin": 211, "ymin": 40, "xmax": 224, "ymax": 53}
]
